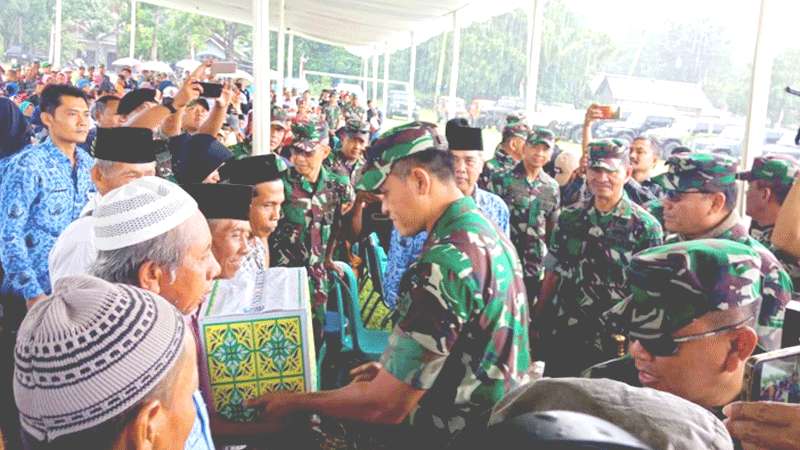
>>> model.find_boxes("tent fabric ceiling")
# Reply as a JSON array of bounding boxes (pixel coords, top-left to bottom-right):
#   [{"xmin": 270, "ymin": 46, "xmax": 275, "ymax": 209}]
[{"xmin": 140, "ymin": 0, "xmax": 527, "ymax": 56}]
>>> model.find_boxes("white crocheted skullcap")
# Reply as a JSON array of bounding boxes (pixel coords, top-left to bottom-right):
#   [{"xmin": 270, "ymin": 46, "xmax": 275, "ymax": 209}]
[
  {"xmin": 93, "ymin": 176, "xmax": 198, "ymax": 251},
  {"xmin": 14, "ymin": 275, "xmax": 187, "ymax": 442}
]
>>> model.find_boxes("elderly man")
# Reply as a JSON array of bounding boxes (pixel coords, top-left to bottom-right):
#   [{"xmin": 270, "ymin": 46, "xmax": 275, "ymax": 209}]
[
  {"xmin": 537, "ymin": 140, "xmax": 663, "ymax": 377},
  {"xmin": 587, "ymin": 240, "xmax": 761, "ymax": 431},
  {"xmin": 15, "ymin": 275, "xmax": 198, "ymax": 449},
  {"xmin": 270, "ymin": 121, "xmax": 355, "ymax": 338},
  {"xmin": 183, "ymin": 183, "xmax": 254, "ymax": 280},
  {"xmin": 478, "ymin": 115, "xmax": 529, "ymax": 188},
  {"xmin": 659, "ymin": 153, "xmax": 792, "ymax": 350},
  {"xmin": 90, "ymin": 176, "xmax": 221, "ymax": 450},
  {"xmin": 488, "ymin": 127, "xmax": 560, "ymax": 305},
  {"xmin": 220, "ymin": 154, "xmax": 288, "ymax": 270},
  {"xmin": 383, "ymin": 119, "xmax": 510, "ymax": 308},
  {"xmin": 48, "ymin": 127, "xmax": 158, "ymax": 285},
  {"xmin": 247, "ymin": 122, "xmax": 530, "ymax": 449},
  {"xmin": 739, "ymin": 155, "xmax": 800, "ymax": 287}
]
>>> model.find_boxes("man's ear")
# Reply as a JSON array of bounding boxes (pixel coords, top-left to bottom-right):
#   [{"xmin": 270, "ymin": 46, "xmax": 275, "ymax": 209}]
[
  {"xmin": 723, "ymin": 327, "xmax": 758, "ymax": 372},
  {"xmin": 138, "ymin": 261, "xmax": 165, "ymax": 294},
  {"xmin": 124, "ymin": 399, "xmax": 165, "ymax": 450},
  {"xmin": 409, "ymin": 167, "xmax": 432, "ymax": 195},
  {"xmin": 91, "ymin": 165, "xmax": 103, "ymax": 187},
  {"xmin": 710, "ymin": 192, "xmax": 728, "ymax": 214},
  {"xmin": 40, "ymin": 110, "xmax": 54, "ymax": 130},
  {"xmin": 321, "ymin": 144, "xmax": 331, "ymax": 160}
]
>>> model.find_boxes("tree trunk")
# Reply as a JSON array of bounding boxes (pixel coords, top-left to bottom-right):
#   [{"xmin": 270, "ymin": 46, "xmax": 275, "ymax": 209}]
[
  {"xmin": 150, "ymin": 7, "xmax": 159, "ymax": 60},
  {"xmin": 224, "ymin": 23, "xmax": 239, "ymax": 60}
]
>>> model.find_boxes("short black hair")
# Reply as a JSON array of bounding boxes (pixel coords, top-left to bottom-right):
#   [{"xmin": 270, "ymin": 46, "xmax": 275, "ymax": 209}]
[
  {"xmin": 391, "ymin": 149, "xmax": 455, "ymax": 184},
  {"xmin": 722, "ymin": 184, "xmax": 739, "ymax": 211},
  {"xmin": 40, "ymin": 84, "xmax": 89, "ymax": 116},
  {"xmin": 94, "ymin": 95, "xmax": 120, "ymax": 118}
]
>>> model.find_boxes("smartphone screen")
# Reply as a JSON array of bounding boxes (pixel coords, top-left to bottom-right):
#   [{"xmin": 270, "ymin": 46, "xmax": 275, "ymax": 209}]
[
  {"xmin": 755, "ymin": 351, "xmax": 800, "ymax": 403},
  {"xmin": 199, "ymin": 82, "xmax": 223, "ymax": 98}
]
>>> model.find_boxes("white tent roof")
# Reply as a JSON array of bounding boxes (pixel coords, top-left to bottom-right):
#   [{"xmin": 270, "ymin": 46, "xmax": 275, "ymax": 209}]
[{"xmin": 140, "ymin": 0, "xmax": 526, "ymax": 55}]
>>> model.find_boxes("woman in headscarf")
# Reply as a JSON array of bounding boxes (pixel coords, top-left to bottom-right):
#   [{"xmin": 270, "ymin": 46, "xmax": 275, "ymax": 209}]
[{"xmin": 0, "ymin": 97, "xmax": 32, "ymax": 160}]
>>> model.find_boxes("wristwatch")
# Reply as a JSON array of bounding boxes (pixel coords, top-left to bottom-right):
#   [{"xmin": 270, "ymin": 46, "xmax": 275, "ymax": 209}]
[{"xmin": 162, "ymin": 102, "xmax": 178, "ymax": 114}]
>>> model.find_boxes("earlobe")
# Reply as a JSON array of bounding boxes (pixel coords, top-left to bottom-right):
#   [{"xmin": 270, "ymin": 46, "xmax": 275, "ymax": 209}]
[
  {"xmin": 724, "ymin": 328, "xmax": 758, "ymax": 372},
  {"xmin": 411, "ymin": 168, "xmax": 430, "ymax": 195},
  {"xmin": 128, "ymin": 399, "xmax": 163, "ymax": 450}
]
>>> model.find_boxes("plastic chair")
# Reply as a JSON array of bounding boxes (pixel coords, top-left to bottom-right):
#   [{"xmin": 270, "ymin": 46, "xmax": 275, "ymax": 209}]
[
  {"xmin": 331, "ymin": 261, "xmax": 389, "ymax": 362},
  {"xmin": 359, "ymin": 232, "xmax": 393, "ymax": 327}
]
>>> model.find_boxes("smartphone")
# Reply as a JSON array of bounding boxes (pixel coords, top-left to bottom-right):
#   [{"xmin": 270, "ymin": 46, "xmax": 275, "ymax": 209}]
[
  {"xmin": 783, "ymin": 300, "xmax": 800, "ymax": 348},
  {"xmin": 598, "ymin": 105, "xmax": 621, "ymax": 120},
  {"xmin": 199, "ymin": 82, "xmax": 223, "ymax": 98},
  {"xmin": 210, "ymin": 61, "xmax": 237, "ymax": 75},
  {"xmin": 742, "ymin": 345, "xmax": 800, "ymax": 402}
]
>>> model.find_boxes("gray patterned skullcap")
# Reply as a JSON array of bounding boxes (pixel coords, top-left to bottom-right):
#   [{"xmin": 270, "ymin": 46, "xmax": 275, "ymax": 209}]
[
  {"xmin": 93, "ymin": 176, "xmax": 198, "ymax": 251},
  {"xmin": 14, "ymin": 275, "xmax": 187, "ymax": 442}
]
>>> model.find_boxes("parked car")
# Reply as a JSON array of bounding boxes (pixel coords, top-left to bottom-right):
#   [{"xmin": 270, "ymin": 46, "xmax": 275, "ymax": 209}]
[
  {"xmin": 469, "ymin": 99, "xmax": 500, "ymax": 128},
  {"xmin": 436, "ymin": 96, "xmax": 468, "ymax": 122},
  {"xmin": 595, "ymin": 113, "xmax": 676, "ymax": 143},
  {"xmin": 386, "ymin": 89, "xmax": 420, "ymax": 119}
]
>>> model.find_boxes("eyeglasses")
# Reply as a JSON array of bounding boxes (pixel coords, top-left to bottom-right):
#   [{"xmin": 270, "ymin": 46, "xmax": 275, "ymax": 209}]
[
  {"xmin": 633, "ymin": 316, "xmax": 752, "ymax": 357},
  {"xmin": 664, "ymin": 190, "xmax": 710, "ymax": 202}
]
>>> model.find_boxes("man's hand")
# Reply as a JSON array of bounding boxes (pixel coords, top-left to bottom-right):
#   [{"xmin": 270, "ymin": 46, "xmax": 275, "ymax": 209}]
[
  {"xmin": 349, "ymin": 362, "xmax": 382, "ymax": 383},
  {"xmin": 723, "ymin": 401, "xmax": 800, "ymax": 450},
  {"xmin": 325, "ymin": 258, "xmax": 345, "ymax": 279},
  {"xmin": 26, "ymin": 294, "xmax": 47, "ymax": 310},
  {"xmin": 216, "ymin": 83, "xmax": 234, "ymax": 108},
  {"xmin": 245, "ymin": 392, "xmax": 301, "ymax": 433},
  {"xmin": 172, "ymin": 77, "xmax": 202, "ymax": 110},
  {"xmin": 355, "ymin": 191, "xmax": 380, "ymax": 208},
  {"xmin": 584, "ymin": 104, "xmax": 605, "ymax": 126}
]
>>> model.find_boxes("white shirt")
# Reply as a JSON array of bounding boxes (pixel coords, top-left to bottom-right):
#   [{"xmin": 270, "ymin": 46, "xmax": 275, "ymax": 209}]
[{"xmin": 48, "ymin": 193, "xmax": 100, "ymax": 287}]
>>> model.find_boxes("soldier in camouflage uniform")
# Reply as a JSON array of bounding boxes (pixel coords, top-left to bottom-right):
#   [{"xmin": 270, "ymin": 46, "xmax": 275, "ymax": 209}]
[
  {"xmin": 247, "ymin": 122, "xmax": 531, "ymax": 449},
  {"xmin": 739, "ymin": 155, "xmax": 800, "ymax": 288},
  {"xmin": 269, "ymin": 121, "xmax": 355, "ymax": 337},
  {"xmin": 321, "ymin": 90, "xmax": 342, "ymax": 139},
  {"xmin": 342, "ymin": 93, "xmax": 366, "ymax": 122},
  {"xmin": 487, "ymin": 127, "xmax": 560, "ymax": 304},
  {"xmin": 585, "ymin": 239, "xmax": 762, "ymax": 427},
  {"xmin": 659, "ymin": 152, "xmax": 792, "ymax": 350},
  {"xmin": 537, "ymin": 139, "xmax": 663, "ymax": 377},
  {"xmin": 477, "ymin": 115, "xmax": 529, "ymax": 189},
  {"xmin": 324, "ymin": 118, "xmax": 370, "ymax": 185}
]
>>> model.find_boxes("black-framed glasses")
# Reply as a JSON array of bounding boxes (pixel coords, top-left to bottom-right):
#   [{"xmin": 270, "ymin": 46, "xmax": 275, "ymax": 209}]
[{"xmin": 633, "ymin": 316, "xmax": 753, "ymax": 357}]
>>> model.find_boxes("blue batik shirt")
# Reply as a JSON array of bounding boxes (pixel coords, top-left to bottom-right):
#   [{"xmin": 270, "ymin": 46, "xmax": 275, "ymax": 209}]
[
  {"xmin": 0, "ymin": 139, "xmax": 95, "ymax": 300},
  {"xmin": 383, "ymin": 187, "xmax": 510, "ymax": 308}
]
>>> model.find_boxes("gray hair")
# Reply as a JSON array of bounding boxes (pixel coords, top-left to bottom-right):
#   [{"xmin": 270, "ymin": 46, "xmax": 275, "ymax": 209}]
[
  {"xmin": 91, "ymin": 221, "xmax": 191, "ymax": 286},
  {"xmin": 94, "ymin": 158, "xmax": 116, "ymax": 177}
]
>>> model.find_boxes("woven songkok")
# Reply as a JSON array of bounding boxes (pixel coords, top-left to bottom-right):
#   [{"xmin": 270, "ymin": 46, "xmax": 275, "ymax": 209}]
[
  {"xmin": 14, "ymin": 275, "xmax": 187, "ymax": 442},
  {"xmin": 93, "ymin": 176, "xmax": 198, "ymax": 251}
]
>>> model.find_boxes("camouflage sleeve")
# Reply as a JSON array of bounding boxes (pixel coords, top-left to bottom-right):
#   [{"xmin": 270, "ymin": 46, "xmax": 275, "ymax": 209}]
[
  {"xmin": 380, "ymin": 245, "xmax": 477, "ymax": 389},
  {"xmin": 544, "ymin": 212, "xmax": 567, "ymax": 272},
  {"xmin": 635, "ymin": 208, "xmax": 664, "ymax": 251},
  {"xmin": 756, "ymin": 255, "xmax": 794, "ymax": 350},
  {"xmin": 546, "ymin": 180, "xmax": 561, "ymax": 225}
]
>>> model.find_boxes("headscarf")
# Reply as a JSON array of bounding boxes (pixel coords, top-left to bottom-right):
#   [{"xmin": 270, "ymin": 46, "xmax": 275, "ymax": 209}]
[{"xmin": 0, "ymin": 97, "xmax": 32, "ymax": 159}]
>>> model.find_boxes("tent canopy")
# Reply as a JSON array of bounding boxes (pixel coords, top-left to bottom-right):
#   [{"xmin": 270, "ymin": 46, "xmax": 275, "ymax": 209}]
[{"xmin": 139, "ymin": 0, "xmax": 526, "ymax": 55}]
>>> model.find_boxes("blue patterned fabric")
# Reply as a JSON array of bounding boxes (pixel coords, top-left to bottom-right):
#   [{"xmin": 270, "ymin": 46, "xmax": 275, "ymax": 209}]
[
  {"xmin": 383, "ymin": 187, "xmax": 510, "ymax": 308},
  {"xmin": 0, "ymin": 139, "xmax": 94, "ymax": 300},
  {"xmin": 184, "ymin": 390, "xmax": 216, "ymax": 450}
]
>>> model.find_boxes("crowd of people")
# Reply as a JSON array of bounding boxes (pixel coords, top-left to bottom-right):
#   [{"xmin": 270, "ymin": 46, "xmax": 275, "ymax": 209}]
[{"xmin": 1, "ymin": 57, "xmax": 800, "ymax": 450}]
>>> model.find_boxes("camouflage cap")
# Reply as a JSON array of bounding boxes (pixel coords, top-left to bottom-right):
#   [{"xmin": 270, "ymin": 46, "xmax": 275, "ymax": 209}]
[
  {"xmin": 588, "ymin": 139, "xmax": 629, "ymax": 171},
  {"xmin": 271, "ymin": 105, "xmax": 290, "ymax": 129},
  {"xmin": 286, "ymin": 120, "xmax": 329, "ymax": 154},
  {"xmin": 339, "ymin": 118, "xmax": 370, "ymax": 139},
  {"xmin": 663, "ymin": 153, "xmax": 737, "ymax": 193},
  {"xmin": 502, "ymin": 115, "xmax": 530, "ymax": 143},
  {"xmin": 604, "ymin": 239, "xmax": 761, "ymax": 343},
  {"xmin": 526, "ymin": 128, "xmax": 555, "ymax": 149},
  {"xmin": 354, "ymin": 122, "xmax": 447, "ymax": 192},
  {"xmin": 736, "ymin": 155, "xmax": 799, "ymax": 189}
]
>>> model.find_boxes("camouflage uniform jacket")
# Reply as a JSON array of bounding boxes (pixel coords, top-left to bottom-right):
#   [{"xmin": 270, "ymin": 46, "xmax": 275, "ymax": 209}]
[
  {"xmin": 667, "ymin": 213, "xmax": 793, "ymax": 350},
  {"xmin": 342, "ymin": 104, "xmax": 366, "ymax": 122},
  {"xmin": 381, "ymin": 196, "xmax": 531, "ymax": 444},
  {"xmin": 544, "ymin": 193, "xmax": 663, "ymax": 343},
  {"xmin": 750, "ymin": 224, "xmax": 800, "ymax": 290},
  {"xmin": 487, "ymin": 164, "xmax": 560, "ymax": 280},
  {"xmin": 477, "ymin": 145, "xmax": 515, "ymax": 189},
  {"xmin": 323, "ymin": 102, "xmax": 341, "ymax": 131},
  {"xmin": 270, "ymin": 166, "xmax": 355, "ymax": 311},
  {"xmin": 324, "ymin": 151, "xmax": 364, "ymax": 186},
  {"xmin": 561, "ymin": 177, "xmax": 657, "ymax": 208}
]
